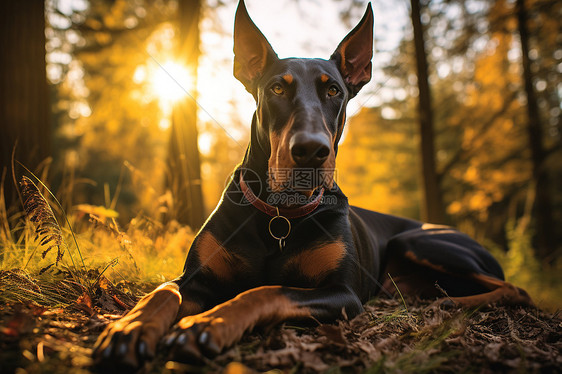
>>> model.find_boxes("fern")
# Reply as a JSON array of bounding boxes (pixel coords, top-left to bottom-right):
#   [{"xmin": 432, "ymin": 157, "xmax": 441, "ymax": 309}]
[{"xmin": 20, "ymin": 176, "xmax": 66, "ymax": 267}]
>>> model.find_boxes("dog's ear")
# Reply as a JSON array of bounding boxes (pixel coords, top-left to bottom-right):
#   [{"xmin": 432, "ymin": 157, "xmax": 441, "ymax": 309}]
[
  {"xmin": 331, "ymin": 3, "xmax": 373, "ymax": 97},
  {"xmin": 234, "ymin": 0, "xmax": 278, "ymax": 96}
]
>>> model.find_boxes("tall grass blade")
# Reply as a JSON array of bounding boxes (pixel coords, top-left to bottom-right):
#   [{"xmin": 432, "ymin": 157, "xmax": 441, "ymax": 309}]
[{"xmin": 388, "ymin": 273, "xmax": 409, "ymax": 314}]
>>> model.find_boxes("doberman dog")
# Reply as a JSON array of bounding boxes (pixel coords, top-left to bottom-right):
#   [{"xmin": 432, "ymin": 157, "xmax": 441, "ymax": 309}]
[{"xmin": 93, "ymin": 0, "xmax": 532, "ymax": 368}]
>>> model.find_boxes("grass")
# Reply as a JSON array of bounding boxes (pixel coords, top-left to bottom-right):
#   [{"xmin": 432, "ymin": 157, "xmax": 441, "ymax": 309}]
[{"xmin": 0, "ymin": 174, "xmax": 193, "ymax": 309}]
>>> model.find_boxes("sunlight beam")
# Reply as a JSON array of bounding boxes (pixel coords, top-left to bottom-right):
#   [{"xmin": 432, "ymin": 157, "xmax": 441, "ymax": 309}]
[{"xmin": 148, "ymin": 61, "xmax": 193, "ymax": 109}]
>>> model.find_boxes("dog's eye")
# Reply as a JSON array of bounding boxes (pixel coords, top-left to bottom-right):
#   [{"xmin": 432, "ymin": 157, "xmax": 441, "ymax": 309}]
[
  {"xmin": 327, "ymin": 86, "xmax": 339, "ymax": 97},
  {"xmin": 271, "ymin": 84, "xmax": 285, "ymax": 96}
]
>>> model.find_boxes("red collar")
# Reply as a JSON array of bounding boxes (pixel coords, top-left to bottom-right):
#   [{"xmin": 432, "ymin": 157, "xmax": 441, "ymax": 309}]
[{"xmin": 239, "ymin": 173, "xmax": 324, "ymax": 219}]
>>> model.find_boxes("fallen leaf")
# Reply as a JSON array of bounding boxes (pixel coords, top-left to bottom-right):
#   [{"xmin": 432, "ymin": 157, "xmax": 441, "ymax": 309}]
[
  {"xmin": 75, "ymin": 292, "xmax": 94, "ymax": 316},
  {"xmin": 318, "ymin": 324, "xmax": 347, "ymax": 346}
]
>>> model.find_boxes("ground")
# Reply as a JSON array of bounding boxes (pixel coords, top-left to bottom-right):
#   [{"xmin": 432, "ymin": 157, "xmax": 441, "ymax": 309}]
[{"xmin": 0, "ymin": 281, "xmax": 560, "ymax": 374}]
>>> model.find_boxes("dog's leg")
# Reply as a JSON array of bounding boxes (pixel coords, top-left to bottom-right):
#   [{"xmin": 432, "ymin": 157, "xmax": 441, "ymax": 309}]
[
  {"xmin": 383, "ymin": 226, "xmax": 534, "ymax": 308},
  {"xmin": 92, "ymin": 282, "xmax": 201, "ymax": 368},
  {"xmin": 165, "ymin": 285, "xmax": 362, "ymax": 361},
  {"xmin": 445, "ymin": 274, "xmax": 533, "ymax": 307}
]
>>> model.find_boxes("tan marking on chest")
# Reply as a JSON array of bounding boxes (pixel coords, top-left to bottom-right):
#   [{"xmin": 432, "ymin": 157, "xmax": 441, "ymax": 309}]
[
  {"xmin": 196, "ymin": 231, "xmax": 245, "ymax": 280},
  {"xmin": 285, "ymin": 239, "xmax": 347, "ymax": 282}
]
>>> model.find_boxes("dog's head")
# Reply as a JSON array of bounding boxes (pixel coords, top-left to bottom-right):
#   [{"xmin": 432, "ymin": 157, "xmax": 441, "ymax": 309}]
[{"xmin": 234, "ymin": 0, "xmax": 373, "ymax": 196}]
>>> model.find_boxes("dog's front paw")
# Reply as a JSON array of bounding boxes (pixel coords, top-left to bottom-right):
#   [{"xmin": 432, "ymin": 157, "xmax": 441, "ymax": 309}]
[
  {"xmin": 93, "ymin": 314, "xmax": 164, "ymax": 370},
  {"xmin": 164, "ymin": 310, "xmax": 246, "ymax": 362}
]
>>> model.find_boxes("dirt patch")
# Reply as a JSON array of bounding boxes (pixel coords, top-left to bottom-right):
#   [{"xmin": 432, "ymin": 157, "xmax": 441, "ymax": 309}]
[{"xmin": 1, "ymin": 296, "xmax": 560, "ymax": 373}]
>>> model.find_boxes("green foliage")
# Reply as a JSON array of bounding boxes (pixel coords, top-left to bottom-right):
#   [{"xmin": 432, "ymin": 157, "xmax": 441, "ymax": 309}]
[{"xmin": 491, "ymin": 215, "xmax": 562, "ymax": 312}]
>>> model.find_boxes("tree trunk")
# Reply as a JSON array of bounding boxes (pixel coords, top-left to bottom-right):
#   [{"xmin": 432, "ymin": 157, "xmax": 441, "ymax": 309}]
[
  {"xmin": 516, "ymin": 0, "xmax": 555, "ymax": 260},
  {"xmin": 166, "ymin": 0, "xmax": 205, "ymax": 229},
  {"xmin": 410, "ymin": 0, "xmax": 445, "ymax": 223},
  {"xmin": 0, "ymin": 0, "xmax": 50, "ymax": 205}
]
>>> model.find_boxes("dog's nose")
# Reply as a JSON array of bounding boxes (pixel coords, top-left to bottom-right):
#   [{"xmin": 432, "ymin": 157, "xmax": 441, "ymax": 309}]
[{"xmin": 289, "ymin": 132, "xmax": 331, "ymax": 167}]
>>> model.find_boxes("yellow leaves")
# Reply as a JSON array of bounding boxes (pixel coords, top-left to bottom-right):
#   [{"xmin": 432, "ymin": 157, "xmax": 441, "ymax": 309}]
[
  {"xmin": 102, "ymin": 0, "xmax": 128, "ymax": 28},
  {"xmin": 94, "ymin": 32, "xmax": 111, "ymax": 45},
  {"xmin": 348, "ymin": 186, "xmax": 410, "ymax": 215},
  {"xmin": 462, "ymin": 128, "xmax": 475, "ymax": 150},
  {"xmin": 448, "ymin": 156, "xmax": 532, "ymax": 222},
  {"xmin": 447, "ymin": 201, "xmax": 462, "ymax": 215},
  {"xmin": 75, "ymin": 204, "xmax": 119, "ymax": 219},
  {"xmin": 84, "ymin": 18, "xmax": 102, "ymax": 31},
  {"xmin": 447, "ymin": 25, "xmax": 531, "ymax": 224},
  {"xmin": 338, "ymin": 109, "xmax": 420, "ymax": 218},
  {"xmin": 499, "ymin": 118, "xmax": 514, "ymax": 131},
  {"xmin": 489, "ymin": 93, "xmax": 504, "ymax": 112},
  {"xmin": 105, "ymin": 119, "xmax": 119, "ymax": 133},
  {"xmin": 504, "ymin": 17, "xmax": 518, "ymax": 34},
  {"xmin": 447, "ymin": 193, "xmax": 491, "ymax": 222},
  {"xmin": 464, "ymin": 165, "xmax": 480, "ymax": 183},
  {"xmin": 468, "ymin": 191, "xmax": 492, "ymax": 213},
  {"xmin": 472, "ymin": 33, "xmax": 518, "ymax": 94}
]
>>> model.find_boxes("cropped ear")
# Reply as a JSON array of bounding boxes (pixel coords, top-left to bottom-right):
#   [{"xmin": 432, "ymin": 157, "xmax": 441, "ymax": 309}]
[
  {"xmin": 330, "ymin": 3, "xmax": 373, "ymax": 97},
  {"xmin": 233, "ymin": 0, "xmax": 278, "ymax": 96}
]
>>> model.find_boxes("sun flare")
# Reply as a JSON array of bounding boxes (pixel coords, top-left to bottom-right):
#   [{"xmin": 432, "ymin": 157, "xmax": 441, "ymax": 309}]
[{"xmin": 149, "ymin": 61, "xmax": 193, "ymax": 107}]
